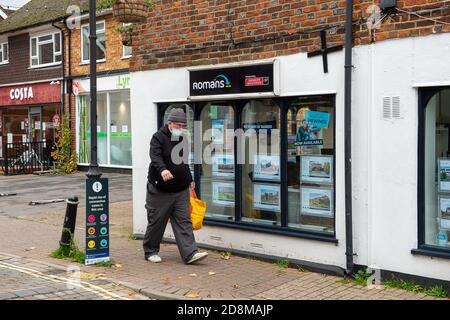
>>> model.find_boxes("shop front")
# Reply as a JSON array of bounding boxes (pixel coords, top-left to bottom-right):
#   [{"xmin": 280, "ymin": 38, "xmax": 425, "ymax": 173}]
[
  {"xmin": 131, "ymin": 34, "xmax": 450, "ymax": 284},
  {"xmin": 74, "ymin": 73, "xmax": 132, "ymax": 169},
  {"xmin": 0, "ymin": 81, "xmax": 61, "ymax": 173},
  {"xmin": 131, "ymin": 55, "xmax": 348, "ymax": 274}
]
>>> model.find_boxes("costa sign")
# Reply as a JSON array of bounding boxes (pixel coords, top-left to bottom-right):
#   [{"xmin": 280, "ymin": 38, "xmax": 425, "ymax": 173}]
[
  {"xmin": 10, "ymin": 87, "xmax": 34, "ymax": 101},
  {"xmin": 0, "ymin": 82, "xmax": 61, "ymax": 106}
]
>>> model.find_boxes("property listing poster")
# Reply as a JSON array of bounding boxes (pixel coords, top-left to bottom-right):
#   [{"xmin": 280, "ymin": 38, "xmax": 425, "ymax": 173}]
[
  {"xmin": 253, "ymin": 184, "xmax": 281, "ymax": 212},
  {"xmin": 438, "ymin": 159, "xmax": 450, "ymax": 192},
  {"xmin": 212, "ymin": 181, "xmax": 235, "ymax": 207},
  {"xmin": 300, "ymin": 187, "xmax": 333, "ymax": 217},
  {"xmin": 212, "ymin": 154, "xmax": 234, "ymax": 177},
  {"xmin": 211, "ymin": 120, "xmax": 225, "ymax": 144},
  {"xmin": 253, "ymin": 155, "xmax": 280, "ymax": 181},
  {"xmin": 439, "ymin": 196, "xmax": 450, "ymax": 230},
  {"xmin": 300, "ymin": 155, "xmax": 333, "ymax": 184}
]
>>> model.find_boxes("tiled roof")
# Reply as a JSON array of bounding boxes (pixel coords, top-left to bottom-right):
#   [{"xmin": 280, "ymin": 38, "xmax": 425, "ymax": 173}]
[{"xmin": 0, "ymin": 0, "xmax": 89, "ymax": 34}]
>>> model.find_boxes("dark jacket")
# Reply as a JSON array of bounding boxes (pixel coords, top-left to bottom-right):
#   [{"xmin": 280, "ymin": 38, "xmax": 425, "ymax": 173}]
[{"xmin": 147, "ymin": 125, "xmax": 193, "ymax": 193}]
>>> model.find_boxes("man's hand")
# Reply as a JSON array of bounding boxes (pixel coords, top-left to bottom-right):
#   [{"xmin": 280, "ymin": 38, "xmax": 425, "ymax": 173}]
[
  {"xmin": 190, "ymin": 181, "xmax": 196, "ymax": 191},
  {"xmin": 161, "ymin": 169, "xmax": 174, "ymax": 182}
]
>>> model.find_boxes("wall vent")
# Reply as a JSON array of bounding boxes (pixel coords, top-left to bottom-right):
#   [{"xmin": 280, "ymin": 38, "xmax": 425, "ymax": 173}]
[{"xmin": 382, "ymin": 96, "xmax": 402, "ymax": 120}]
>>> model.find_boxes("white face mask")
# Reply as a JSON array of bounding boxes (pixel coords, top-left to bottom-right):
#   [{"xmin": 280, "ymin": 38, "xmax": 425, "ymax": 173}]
[{"xmin": 170, "ymin": 128, "xmax": 184, "ymax": 137}]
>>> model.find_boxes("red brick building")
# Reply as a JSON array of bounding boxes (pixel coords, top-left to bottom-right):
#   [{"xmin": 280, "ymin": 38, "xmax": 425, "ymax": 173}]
[{"xmin": 0, "ymin": 0, "xmax": 75, "ymax": 169}]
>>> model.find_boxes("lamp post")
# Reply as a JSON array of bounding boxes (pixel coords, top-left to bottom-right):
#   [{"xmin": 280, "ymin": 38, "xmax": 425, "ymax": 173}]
[{"xmin": 87, "ymin": 0, "xmax": 101, "ymax": 179}]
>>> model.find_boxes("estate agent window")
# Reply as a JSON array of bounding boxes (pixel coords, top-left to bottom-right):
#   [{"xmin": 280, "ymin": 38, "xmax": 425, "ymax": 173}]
[
  {"xmin": 30, "ymin": 32, "xmax": 61, "ymax": 67},
  {"xmin": 421, "ymin": 88, "xmax": 450, "ymax": 251},
  {"xmin": 81, "ymin": 21, "xmax": 106, "ymax": 63},
  {"xmin": 159, "ymin": 95, "xmax": 336, "ymax": 240},
  {"xmin": 0, "ymin": 42, "xmax": 8, "ymax": 64}
]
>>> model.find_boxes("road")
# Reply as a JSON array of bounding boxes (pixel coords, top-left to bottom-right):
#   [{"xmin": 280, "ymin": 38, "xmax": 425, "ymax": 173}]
[{"xmin": 0, "ymin": 172, "xmax": 132, "ymax": 217}]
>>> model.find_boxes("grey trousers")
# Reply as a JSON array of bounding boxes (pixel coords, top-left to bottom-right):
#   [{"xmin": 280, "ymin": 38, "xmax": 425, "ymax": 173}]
[{"xmin": 143, "ymin": 182, "xmax": 198, "ymax": 263}]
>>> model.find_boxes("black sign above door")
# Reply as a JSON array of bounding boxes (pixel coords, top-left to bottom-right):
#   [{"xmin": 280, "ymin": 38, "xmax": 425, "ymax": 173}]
[{"xmin": 189, "ymin": 63, "xmax": 274, "ymax": 97}]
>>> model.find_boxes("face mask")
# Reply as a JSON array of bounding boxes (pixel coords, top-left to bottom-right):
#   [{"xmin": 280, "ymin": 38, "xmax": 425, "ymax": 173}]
[{"xmin": 170, "ymin": 128, "xmax": 184, "ymax": 137}]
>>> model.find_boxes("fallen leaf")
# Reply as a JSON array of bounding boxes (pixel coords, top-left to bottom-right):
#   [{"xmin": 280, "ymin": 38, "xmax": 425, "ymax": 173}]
[
  {"xmin": 189, "ymin": 273, "xmax": 197, "ymax": 277},
  {"xmin": 208, "ymin": 272, "xmax": 216, "ymax": 276},
  {"xmin": 185, "ymin": 293, "xmax": 200, "ymax": 298},
  {"xmin": 115, "ymin": 264, "xmax": 123, "ymax": 268},
  {"xmin": 79, "ymin": 272, "xmax": 103, "ymax": 280},
  {"xmin": 233, "ymin": 284, "xmax": 240, "ymax": 289},
  {"xmin": 25, "ymin": 247, "xmax": 36, "ymax": 251},
  {"xmin": 220, "ymin": 251, "xmax": 232, "ymax": 260}
]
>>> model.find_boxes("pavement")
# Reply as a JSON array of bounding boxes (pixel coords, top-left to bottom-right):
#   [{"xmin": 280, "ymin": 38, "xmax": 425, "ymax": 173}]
[
  {"xmin": 0, "ymin": 172, "xmax": 447, "ymax": 300},
  {"xmin": 0, "ymin": 253, "xmax": 149, "ymax": 300}
]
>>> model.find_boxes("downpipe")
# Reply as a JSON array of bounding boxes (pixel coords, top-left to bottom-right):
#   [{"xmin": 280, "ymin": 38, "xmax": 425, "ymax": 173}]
[{"xmin": 344, "ymin": 0, "xmax": 355, "ymax": 276}]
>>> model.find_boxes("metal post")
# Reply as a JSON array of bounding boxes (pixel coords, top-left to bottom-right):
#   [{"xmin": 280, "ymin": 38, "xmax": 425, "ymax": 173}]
[
  {"xmin": 87, "ymin": 0, "xmax": 102, "ymax": 179},
  {"xmin": 60, "ymin": 196, "xmax": 80, "ymax": 247}
]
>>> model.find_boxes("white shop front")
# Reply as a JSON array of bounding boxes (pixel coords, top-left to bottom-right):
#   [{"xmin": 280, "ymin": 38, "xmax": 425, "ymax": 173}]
[
  {"xmin": 75, "ymin": 73, "xmax": 132, "ymax": 169},
  {"xmin": 130, "ymin": 32, "xmax": 450, "ymax": 284}
]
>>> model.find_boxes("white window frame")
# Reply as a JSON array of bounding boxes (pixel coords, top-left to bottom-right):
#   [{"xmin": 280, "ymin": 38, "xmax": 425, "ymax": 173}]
[
  {"xmin": 29, "ymin": 32, "xmax": 62, "ymax": 68},
  {"xmin": 122, "ymin": 23, "xmax": 132, "ymax": 59},
  {"xmin": 76, "ymin": 90, "xmax": 132, "ymax": 168},
  {"xmin": 122, "ymin": 45, "xmax": 132, "ymax": 59},
  {"xmin": 81, "ymin": 20, "xmax": 106, "ymax": 64},
  {"xmin": 0, "ymin": 42, "xmax": 8, "ymax": 64}
]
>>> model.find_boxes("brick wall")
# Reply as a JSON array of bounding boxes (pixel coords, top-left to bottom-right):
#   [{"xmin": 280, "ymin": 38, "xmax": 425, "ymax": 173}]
[
  {"xmin": 65, "ymin": 13, "xmax": 130, "ymax": 158},
  {"xmin": 354, "ymin": 0, "xmax": 450, "ymax": 45},
  {"xmin": 0, "ymin": 33, "xmax": 62, "ymax": 85},
  {"xmin": 130, "ymin": 0, "xmax": 450, "ymax": 72},
  {"xmin": 131, "ymin": 0, "xmax": 347, "ymax": 71},
  {"xmin": 69, "ymin": 14, "xmax": 130, "ymax": 77}
]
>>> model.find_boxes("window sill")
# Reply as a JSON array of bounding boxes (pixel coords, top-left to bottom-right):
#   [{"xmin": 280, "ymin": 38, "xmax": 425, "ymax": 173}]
[
  {"xmin": 80, "ymin": 59, "xmax": 106, "ymax": 65},
  {"xmin": 0, "ymin": 62, "xmax": 9, "ymax": 66},
  {"xmin": 411, "ymin": 246, "xmax": 450, "ymax": 260},
  {"xmin": 204, "ymin": 219, "xmax": 338, "ymax": 243},
  {"xmin": 29, "ymin": 62, "xmax": 61, "ymax": 69},
  {"xmin": 121, "ymin": 55, "xmax": 132, "ymax": 60}
]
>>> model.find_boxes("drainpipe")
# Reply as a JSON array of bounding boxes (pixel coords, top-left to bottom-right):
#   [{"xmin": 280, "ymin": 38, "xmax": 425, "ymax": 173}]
[
  {"xmin": 344, "ymin": 0, "xmax": 355, "ymax": 275},
  {"xmin": 52, "ymin": 20, "xmax": 65, "ymax": 117},
  {"xmin": 65, "ymin": 22, "xmax": 72, "ymax": 131}
]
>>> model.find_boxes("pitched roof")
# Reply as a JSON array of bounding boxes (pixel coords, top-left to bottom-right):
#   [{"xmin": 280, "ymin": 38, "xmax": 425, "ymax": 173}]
[
  {"xmin": 0, "ymin": 6, "xmax": 16, "ymax": 17},
  {"xmin": 0, "ymin": 0, "xmax": 89, "ymax": 34}
]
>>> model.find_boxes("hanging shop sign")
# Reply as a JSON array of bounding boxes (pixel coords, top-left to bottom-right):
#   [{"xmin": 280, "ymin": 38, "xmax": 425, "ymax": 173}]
[
  {"xmin": 85, "ymin": 178, "xmax": 110, "ymax": 265},
  {"xmin": 189, "ymin": 63, "xmax": 275, "ymax": 97},
  {"xmin": 0, "ymin": 82, "xmax": 61, "ymax": 106}
]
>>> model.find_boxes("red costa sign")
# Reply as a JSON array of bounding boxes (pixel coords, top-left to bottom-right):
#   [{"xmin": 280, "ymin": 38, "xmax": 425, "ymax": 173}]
[{"xmin": 0, "ymin": 82, "xmax": 61, "ymax": 106}]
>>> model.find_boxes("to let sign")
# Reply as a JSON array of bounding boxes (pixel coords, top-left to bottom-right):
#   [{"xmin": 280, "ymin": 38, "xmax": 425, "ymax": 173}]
[
  {"xmin": 85, "ymin": 178, "xmax": 110, "ymax": 265},
  {"xmin": 189, "ymin": 63, "xmax": 274, "ymax": 97}
]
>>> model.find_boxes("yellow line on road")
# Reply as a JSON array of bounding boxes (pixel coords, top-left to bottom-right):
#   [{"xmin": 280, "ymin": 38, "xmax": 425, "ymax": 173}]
[{"xmin": 0, "ymin": 261, "xmax": 129, "ymax": 300}]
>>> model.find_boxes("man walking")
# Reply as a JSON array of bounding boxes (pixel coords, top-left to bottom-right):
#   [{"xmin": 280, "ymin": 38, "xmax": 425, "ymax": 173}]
[{"xmin": 143, "ymin": 108, "xmax": 208, "ymax": 264}]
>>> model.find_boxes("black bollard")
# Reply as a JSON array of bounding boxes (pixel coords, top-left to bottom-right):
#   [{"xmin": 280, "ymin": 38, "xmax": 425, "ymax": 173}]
[{"xmin": 59, "ymin": 196, "xmax": 79, "ymax": 247}]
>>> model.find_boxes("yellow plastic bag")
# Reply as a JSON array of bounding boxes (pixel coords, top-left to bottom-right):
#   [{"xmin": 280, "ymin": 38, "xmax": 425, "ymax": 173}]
[{"xmin": 190, "ymin": 190, "xmax": 206, "ymax": 230}]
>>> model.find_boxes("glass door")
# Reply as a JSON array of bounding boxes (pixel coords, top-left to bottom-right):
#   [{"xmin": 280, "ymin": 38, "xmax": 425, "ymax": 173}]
[{"xmin": 29, "ymin": 107, "xmax": 42, "ymax": 143}]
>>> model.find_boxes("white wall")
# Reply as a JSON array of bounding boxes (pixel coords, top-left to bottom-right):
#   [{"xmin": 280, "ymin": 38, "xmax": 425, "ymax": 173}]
[
  {"xmin": 131, "ymin": 52, "xmax": 348, "ymax": 270},
  {"xmin": 352, "ymin": 33, "xmax": 450, "ymax": 281}
]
